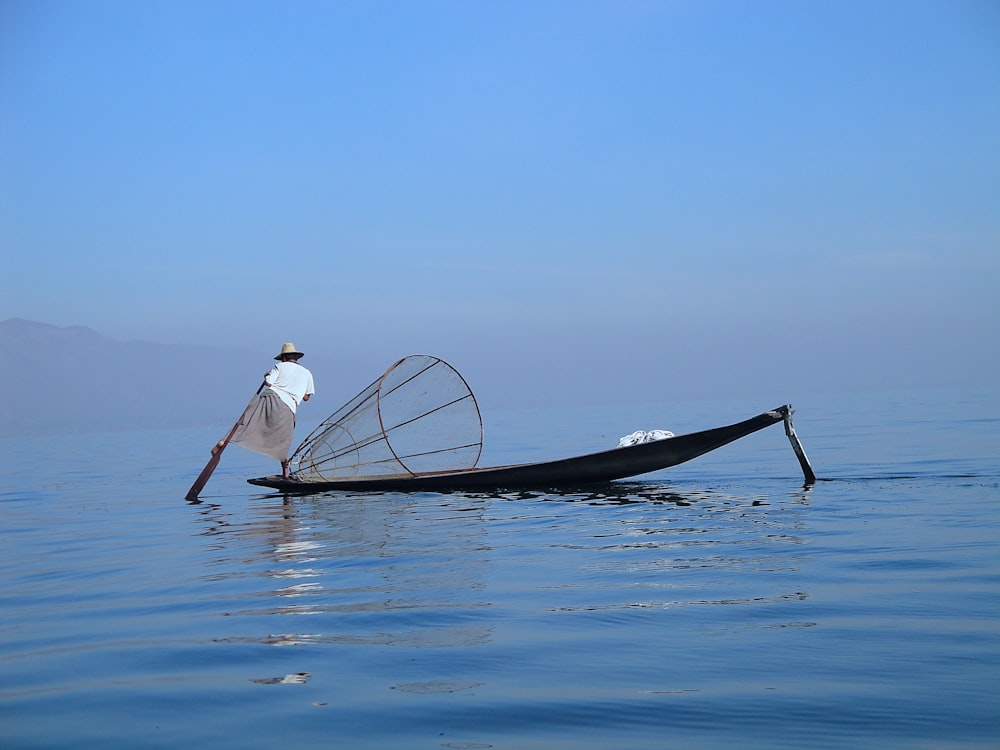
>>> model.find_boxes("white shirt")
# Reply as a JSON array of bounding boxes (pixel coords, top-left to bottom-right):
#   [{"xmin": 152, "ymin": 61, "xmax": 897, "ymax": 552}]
[{"xmin": 264, "ymin": 361, "xmax": 315, "ymax": 414}]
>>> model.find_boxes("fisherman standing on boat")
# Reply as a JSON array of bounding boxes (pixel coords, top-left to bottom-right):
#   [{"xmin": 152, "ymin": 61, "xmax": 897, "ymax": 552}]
[{"xmin": 229, "ymin": 343, "xmax": 315, "ymax": 478}]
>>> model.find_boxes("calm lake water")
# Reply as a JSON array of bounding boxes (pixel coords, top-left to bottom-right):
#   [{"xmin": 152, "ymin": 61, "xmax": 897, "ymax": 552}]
[{"xmin": 2, "ymin": 387, "xmax": 998, "ymax": 749}]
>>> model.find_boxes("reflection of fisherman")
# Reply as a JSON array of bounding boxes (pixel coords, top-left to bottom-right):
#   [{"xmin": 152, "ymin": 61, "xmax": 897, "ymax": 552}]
[{"xmin": 230, "ymin": 343, "xmax": 315, "ymax": 478}]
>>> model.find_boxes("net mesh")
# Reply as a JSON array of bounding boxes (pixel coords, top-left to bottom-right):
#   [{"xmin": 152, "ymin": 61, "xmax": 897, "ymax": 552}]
[{"xmin": 289, "ymin": 355, "xmax": 483, "ymax": 481}]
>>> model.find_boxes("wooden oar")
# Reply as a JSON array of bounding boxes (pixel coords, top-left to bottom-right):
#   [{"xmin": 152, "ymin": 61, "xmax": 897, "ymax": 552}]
[
  {"xmin": 185, "ymin": 383, "xmax": 265, "ymax": 502},
  {"xmin": 783, "ymin": 408, "xmax": 817, "ymax": 485}
]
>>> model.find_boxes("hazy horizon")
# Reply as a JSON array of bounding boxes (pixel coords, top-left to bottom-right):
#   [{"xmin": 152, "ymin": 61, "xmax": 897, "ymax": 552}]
[{"xmin": 2, "ymin": 316, "xmax": 996, "ymax": 442}]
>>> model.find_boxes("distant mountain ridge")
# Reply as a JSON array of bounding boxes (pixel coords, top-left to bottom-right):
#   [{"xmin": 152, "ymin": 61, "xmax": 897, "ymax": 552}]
[
  {"xmin": 0, "ymin": 318, "xmax": 262, "ymax": 436},
  {"xmin": 1, "ymin": 317, "xmax": 108, "ymax": 343}
]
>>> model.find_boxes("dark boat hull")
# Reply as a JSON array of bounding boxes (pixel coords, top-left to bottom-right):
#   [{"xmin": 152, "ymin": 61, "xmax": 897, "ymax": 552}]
[{"xmin": 248, "ymin": 405, "xmax": 794, "ymax": 493}]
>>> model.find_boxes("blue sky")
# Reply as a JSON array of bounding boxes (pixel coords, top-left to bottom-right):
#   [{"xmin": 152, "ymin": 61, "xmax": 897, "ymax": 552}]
[{"xmin": 2, "ymin": 0, "xmax": 998, "ymax": 408}]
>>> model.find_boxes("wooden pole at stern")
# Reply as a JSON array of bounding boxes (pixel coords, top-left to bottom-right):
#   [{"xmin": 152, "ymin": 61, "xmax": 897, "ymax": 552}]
[
  {"xmin": 782, "ymin": 405, "xmax": 816, "ymax": 485},
  {"xmin": 185, "ymin": 383, "xmax": 265, "ymax": 502}
]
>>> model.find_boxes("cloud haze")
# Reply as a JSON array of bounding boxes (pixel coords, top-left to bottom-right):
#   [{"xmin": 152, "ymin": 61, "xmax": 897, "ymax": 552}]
[{"xmin": 2, "ymin": 1, "xmax": 997, "ymax": 425}]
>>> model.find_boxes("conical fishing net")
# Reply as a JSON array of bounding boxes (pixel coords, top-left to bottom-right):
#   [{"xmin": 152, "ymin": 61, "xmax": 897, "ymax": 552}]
[{"xmin": 289, "ymin": 355, "xmax": 483, "ymax": 481}]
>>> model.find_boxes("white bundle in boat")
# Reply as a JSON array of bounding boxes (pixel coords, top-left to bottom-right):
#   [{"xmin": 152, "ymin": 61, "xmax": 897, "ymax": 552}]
[{"xmin": 616, "ymin": 429, "xmax": 675, "ymax": 448}]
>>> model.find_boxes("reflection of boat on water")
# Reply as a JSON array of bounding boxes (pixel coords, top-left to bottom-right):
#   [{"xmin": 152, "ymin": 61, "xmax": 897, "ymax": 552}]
[
  {"xmin": 193, "ymin": 490, "xmax": 497, "ymax": 649},
  {"xmin": 249, "ymin": 355, "xmax": 816, "ymax": 494}
]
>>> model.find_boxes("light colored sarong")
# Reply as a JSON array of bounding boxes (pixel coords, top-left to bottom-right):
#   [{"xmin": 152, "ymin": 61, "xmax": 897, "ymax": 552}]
[{"xmin": 231, "ymin": 389, "xmax": 295, "ymax": 462}]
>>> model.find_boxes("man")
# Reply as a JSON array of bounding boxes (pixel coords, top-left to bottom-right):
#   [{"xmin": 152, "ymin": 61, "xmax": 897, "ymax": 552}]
[{"xmin": 230, "ymin": 342, "xmax": 316, "ymax": 478}]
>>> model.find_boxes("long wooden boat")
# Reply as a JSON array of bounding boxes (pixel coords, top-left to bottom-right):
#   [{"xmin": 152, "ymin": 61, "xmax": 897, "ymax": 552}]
[{"xmin": 248, "ymin": 404, "xmax": 815, "ymax": 493}]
